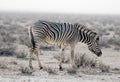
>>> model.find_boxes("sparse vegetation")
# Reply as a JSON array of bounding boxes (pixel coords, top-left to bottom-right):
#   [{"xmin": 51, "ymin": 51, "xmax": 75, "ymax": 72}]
[
  {"xmin": 0, "ymin": 45, "xmax": 16, "ymax": 56},
  {"xmin": 74, "ymin": 53, "xmax": 97, "ymax": 68},
  {"xmin": 99, "ymin": 62, "xmax": 110, "ymax": 72},
  {"xmin": 0, "ymin": 13, "xmax": 120, "ymax": 81},
  {"xmin": 14, "ymin": 44, "xmax": 29, "ymax": 58},
  {"xmin": 67, "ymin": 68, "xmax": 76, "ymax": 74},
  {"xmin": 43, "ymin": 66, "xmax": 57, "ymax": 74},
  {"xmin": 20, "ymin": 66, "xmax": 33, "ymax": 75},
  {"xmin": 0, "ymin": 63, "xmax": 8, "ymax": 69},
  {"xmin": 0, "ymin": 13, "xmax": 120, "ymax": 57},
  {"xmin": 74, "ymin": 53, "xmax": 110, "ymax": 73}
]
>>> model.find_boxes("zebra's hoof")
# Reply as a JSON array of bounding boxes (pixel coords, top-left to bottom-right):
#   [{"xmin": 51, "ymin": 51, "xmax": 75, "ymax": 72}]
[
  {"xmin": 77, "ymin": 65, "xmax": 80, "ymax": 68},
  {"xmin": 59, "ymin": 66, "xmax": 63, "ymax": 71},
  {"xmin": 39, "ymin": 66, "xmax": 43, "ymax": 70}
]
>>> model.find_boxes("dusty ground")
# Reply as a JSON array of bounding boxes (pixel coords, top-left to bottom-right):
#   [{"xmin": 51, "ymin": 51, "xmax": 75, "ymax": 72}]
[{"xmin": 0, "ymin": 44, "xmax": 120, "ymax": 82}]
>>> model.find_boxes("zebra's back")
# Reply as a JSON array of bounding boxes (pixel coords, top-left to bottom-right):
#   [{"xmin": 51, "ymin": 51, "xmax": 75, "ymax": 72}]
[{"xmin": 31, "ymin": 20, "xmax": 79, "ymax": 46}]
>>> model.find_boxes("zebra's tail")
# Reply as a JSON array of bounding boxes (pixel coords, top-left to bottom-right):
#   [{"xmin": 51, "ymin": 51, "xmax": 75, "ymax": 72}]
[{"xmin": 28, "ymin": 26, "xmax": 36, "ymax": 50}]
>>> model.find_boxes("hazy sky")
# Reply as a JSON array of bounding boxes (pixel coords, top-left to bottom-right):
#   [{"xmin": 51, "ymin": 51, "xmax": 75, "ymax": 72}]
[{"xmin": 0, "ymin": 0, "xmax": 120, "ymax": 14}]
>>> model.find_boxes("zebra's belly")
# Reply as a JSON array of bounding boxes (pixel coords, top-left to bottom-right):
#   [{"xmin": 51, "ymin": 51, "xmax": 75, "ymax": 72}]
[{"xmin": 45, "ymin": 39, "xmax": 68, "ymax": 46}]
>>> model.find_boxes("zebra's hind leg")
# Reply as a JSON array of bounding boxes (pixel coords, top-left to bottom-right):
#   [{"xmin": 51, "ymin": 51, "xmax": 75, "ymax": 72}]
[
  {"xmin": 29, "ymin": 48, "xmax": 33, "ymax": 69},
  {"xmin": 59, "ymin": 46, "xmax": 66, "ymax": 70},
  {"xmin": 34, "ymin": 48, "xmax": 43, "ymax": 69}
]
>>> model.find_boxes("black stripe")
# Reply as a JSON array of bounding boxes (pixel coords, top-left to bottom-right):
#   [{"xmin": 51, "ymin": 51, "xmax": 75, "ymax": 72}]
[
  {"xmin": 30, "ymin": 27, "xmax": 36, "ymax": 49},
  {"xmin": 49, "ymin": 24, "xmax": 59, "ymax": 40},
  {"xmin": 41, "ymin": 22, "xmax": 55, "ymax": 40}
]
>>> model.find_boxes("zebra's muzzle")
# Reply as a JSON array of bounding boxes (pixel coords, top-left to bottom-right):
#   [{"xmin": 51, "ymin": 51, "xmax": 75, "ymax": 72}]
[
  {"xmin": 88, "ymin": 48, "xmax": 102, "ymax": 57},
  {"xmin": 97, "ymin": 51, "xmax": 102, "ymax": 57}
]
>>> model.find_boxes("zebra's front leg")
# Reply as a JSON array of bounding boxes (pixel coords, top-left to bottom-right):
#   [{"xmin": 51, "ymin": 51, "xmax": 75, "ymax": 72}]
[
  {"xmin": 70, "ymin": 44, "xmax": 77, "ymax": 68},
  {"xmin": 34, "ymin": 48, "xmax": 43, "ymax": 69},
  {"xmin": 59, "ymin": 48, "xmax": 65, "ymax": 70}
]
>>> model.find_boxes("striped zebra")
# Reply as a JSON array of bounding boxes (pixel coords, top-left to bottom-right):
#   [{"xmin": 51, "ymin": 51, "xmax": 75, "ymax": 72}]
[{"xmin": 28, "ymin": 20, "xmax": 102, "ymax": 70}]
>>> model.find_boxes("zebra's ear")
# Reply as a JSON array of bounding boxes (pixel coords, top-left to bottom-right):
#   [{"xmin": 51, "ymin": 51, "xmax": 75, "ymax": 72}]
[{"xmin": 74, "ymin": 23, "xmax": 80, "ymax": 28}]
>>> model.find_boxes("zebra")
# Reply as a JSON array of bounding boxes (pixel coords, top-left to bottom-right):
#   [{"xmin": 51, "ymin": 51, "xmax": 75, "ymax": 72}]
[{"xmin": 28, "ymin": 20, "xmax": 102, "ymax": 70}]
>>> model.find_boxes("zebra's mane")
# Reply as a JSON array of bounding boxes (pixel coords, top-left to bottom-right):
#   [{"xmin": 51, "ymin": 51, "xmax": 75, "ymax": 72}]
[{"xmin": 74, "ymin": 23, "xmax": 97, "ymax": 37}]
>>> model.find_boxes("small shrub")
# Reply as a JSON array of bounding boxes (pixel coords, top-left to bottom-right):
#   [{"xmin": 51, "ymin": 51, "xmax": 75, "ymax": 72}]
[
  {"xmin": 43, "ymin": 66, "xmax": 57, "ymax": 74},
  {"xmin": 20, "ymin": 66, "xmax": 33, "ymax": 75},
  {"xmin": 108, "ymin": 36, "xmax": 120, "ymax": 46},
  {"xmin": 99, "ymin": 62, "xmax": 110, "ymax": 72},
  {"xmin": 114, "ymin": 27, "xmax": 120, "ymax": 35},
  {"xmin": 100, "ymin": 36, "xmax": 110, "ymax": 48},
  {"xmin": 67, "ymin": 68, "xmax": 76, "ymax": 74},
  {"xmin": 53, "ymin": 54, "xmax": 69, "ymax": 63},
  {"xmin": 74, "ymin": 53, "xmax": 97, "ymax": 68},
  {"xmin": 14, "ymin": 44, "xmax": 29, "ymax": 59},
  {"xmin": 53, "ymin": 55, "xmax": 60, "ymax": 61},
  {"xmin": 0, "ymin": 44, "xmax": 16, "ymax": 56},
  {"xmin": 0, "ymin": 63, "xmax": 8, "ymax": 69},
  {"xmin": 113, "ymin": 46, "xmax": 120, "ymax": 51},
  {"xmin": 112, "ymin": 68, "xmax": 120, "ymax": 72},
  {"xmin": 74, "ymin": 53, "xmax": 110, "ymax": 73}
]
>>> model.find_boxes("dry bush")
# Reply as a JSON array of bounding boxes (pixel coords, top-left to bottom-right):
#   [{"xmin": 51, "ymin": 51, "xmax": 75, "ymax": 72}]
[
  {"xmin": 112, "ymin": 68, "xmax": 120, "ymax": 72},
  {"xmin": 15, "ymin": 28, "xmax": 30, "ymax": 47},
  {"xmin": 19, "ymin": 66, "xmax": 33, "ymax": 75},
  {"xmin": 98, "ymin": 62, "xmax": 110, "ymax": 72},
  {"xmin": 74, "ymin": 53, "xmax": 110, "ymax": 73},
  {"xmin": 74, "ymin": 53, "xmax": 97, "ymax": 68},
  {"xmin": 113, "ymin": 46, "xmax": 120, "ymax": 51},
  {"xmin": 0, "ymin": 44, "xmax": 16, "ymax": 56},
  {"xmin": 0, "ymin": 63, "xmax": 8, "ymax": 69},
  {"xmin": 95, "ymin": 27, "xmax": 108, "ymax": 37},
  {"xmin": 0, "ymin": 19, "xmax": 30, "ymax": 57},
  {"xmin": 108, "ymin": 36, "xmax": 120, "ymax": 47},
  {"xmin": 100, "ymin": 33, "xmax": 120, "ymax": 49},
  {"xmin": 53, "ymin": 54, "xmax": 69, "ymax": 63},
  {"xmin": 14, "ymin": 44, "xmax": 29, "ymax": 58},
  {"xmin": 67, "ymin": 68, "xmax": 76, "ymax": 74},
  {"xmin": 0, "ymin": 25, "xmax": 17, "ymax": 56},
  {"xmin": 100, "ymin": 37, "xmax": 111, "ymax": 48},
  {"xmin": 43, "ymin": 66, "xmax": 57, "ymax": 74},
  {"xmin": 114, "ymin": 27, "xmax": 120, "ymax": 35},
  {"xmin": 53, "ymin": 55, "xmax": 60, "ymax": 61}
]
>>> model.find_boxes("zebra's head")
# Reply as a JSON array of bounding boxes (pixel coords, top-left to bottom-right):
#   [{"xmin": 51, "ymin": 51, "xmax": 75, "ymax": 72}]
[{"xmin": 88, "ymin": 33, "xmax": 102, "ymax": 57}]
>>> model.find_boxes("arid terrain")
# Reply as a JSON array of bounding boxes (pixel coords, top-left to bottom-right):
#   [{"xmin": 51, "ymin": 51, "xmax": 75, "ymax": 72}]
[{"xmin": 0, "ymin": 12, "xmax": 120, "ymax": 82}]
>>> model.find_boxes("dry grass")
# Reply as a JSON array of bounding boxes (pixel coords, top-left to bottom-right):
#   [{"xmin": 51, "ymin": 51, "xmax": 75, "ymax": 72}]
[
  {"xmin": 53, "ymin": 55, "xmax": 60, "ymax": 61},
  {"xmin": 74, "ymin": 53, "xmax": 97, "ymax": 68},
  {"xmin": 53, "ymin": 55, "xmax": 69, "ymax": 63},
  {"xmin": 43, "ymin": 66, "xmax": 58, "ymax": 74},
  {"xmin": 19, "ymin": 66, "xmax": 33, "ymax": 75},
  {"xmin": 74, "ymin": 53, "xmax": 110, "ymax": 73},
  {"xmin": 14, "ymin": 44, "xmax": 29, "ymax": 59},
  {"xmin": 0, "ymin": 16, "xmax": 29, "ymax": 57},
  {"xmin": 66, "ymin": 68, "xmax": 76, "ymax": 74},
  {"xmin": 0, "ymin": 63, "xmax": 8, "ymax": 69},
  {"xmin": 99, "ymin": 62, "xmax": 110, "ymax": 72},
  {"xmin": 0, "ymin": 45, "xmax": 16, "ymax": 56}
]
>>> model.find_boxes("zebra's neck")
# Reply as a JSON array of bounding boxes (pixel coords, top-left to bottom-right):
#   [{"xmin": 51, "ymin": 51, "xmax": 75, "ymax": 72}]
[{"xmin": 77, "ymin": 26, "xmax": 96, "ymax": 45}]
